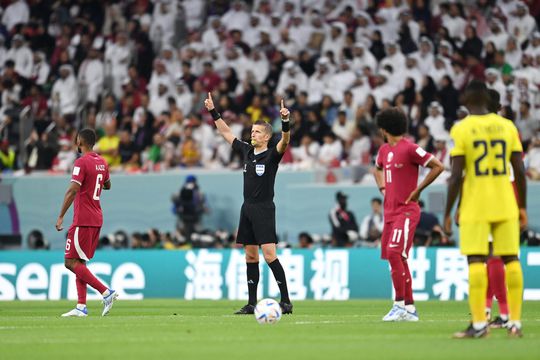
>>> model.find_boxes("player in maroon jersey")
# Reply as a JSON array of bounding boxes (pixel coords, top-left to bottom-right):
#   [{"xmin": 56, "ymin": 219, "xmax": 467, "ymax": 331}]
[
  {"xmin": 55, "ymin": 128, "xmax": 118, "ymax": 317},
  {"xmin": 374, "ymin": 108, "xmax": 444, "ymax": 321}
]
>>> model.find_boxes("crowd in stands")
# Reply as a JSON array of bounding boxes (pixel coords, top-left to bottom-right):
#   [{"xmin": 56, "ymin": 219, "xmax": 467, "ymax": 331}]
[{"xmin": 0, "ymin": 0, "xmax": 539, "ymax": 180}]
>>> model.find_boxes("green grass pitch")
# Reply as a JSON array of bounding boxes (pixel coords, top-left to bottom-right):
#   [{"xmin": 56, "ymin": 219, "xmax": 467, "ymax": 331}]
[{"xmin": 1, "ymin": 300, "xmax": 539, "ymax": 360}]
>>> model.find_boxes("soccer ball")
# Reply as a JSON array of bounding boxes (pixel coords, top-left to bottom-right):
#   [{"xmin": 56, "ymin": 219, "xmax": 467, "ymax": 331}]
[{"xmin": 254, "ymin": 298, "xmax": 282, "ymax": 325}]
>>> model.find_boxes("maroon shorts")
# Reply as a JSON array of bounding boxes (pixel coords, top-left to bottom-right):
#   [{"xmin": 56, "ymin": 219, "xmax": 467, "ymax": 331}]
[
  {"xmin": 64, "ymin": 225, "xmax": 101, "ymax": 260},
  {"xmin": 381, "ymin": 211, "xmax": 420, "ymax": 260}
]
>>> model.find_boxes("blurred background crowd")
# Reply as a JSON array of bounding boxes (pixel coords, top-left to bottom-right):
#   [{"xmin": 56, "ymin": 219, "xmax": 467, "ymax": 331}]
[{"xmin": 0, "ymin": 0, "xmax": 539, "ymax": 180}]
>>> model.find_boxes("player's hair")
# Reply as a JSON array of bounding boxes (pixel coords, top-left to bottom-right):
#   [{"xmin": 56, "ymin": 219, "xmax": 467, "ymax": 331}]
[
  {"xmin": 376, "ymin": 107, "xmax": 408, "ymax": 136},
  {"xmin": 463, "ymin": 80, "xmax": 490, "ymax": 107},
  {"xmin": 487, "ymin": 89, "xmax": 501, "ymax": 113},
  {"xmin": 253, "ymin": 120, "xmax": 273, "ymax": 136},
  {"xmin": 371, "ymin": 197, "xmax": 382, "ymax": 205},
  {"xmin": 78, "ymin": 128, "xmax": 96, "ymax": 148}
]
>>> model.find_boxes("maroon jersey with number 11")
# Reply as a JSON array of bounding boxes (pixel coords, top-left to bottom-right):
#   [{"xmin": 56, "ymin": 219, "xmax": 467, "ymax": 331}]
[{"xmin": 375, "ymin": 138, "xmax": 434, "ymax": 221}]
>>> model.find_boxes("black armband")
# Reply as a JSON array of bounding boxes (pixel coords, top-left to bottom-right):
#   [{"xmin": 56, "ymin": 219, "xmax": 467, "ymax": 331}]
[
  {"xmin": 281, "ymin": 119, "xmax": 290, "ymax": 132},
  {"xmin": 209, "ymin": 108, "xmax": 221, "ymax": 121}
]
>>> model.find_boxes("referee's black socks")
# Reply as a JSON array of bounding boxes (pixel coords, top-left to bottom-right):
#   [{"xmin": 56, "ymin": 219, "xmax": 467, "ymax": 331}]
[
  {"xmin": 268, "ymin": 259, "xmax": 290, "ymax": 303},
  {"xmin": 246, "ymin": 262, "xmax": 259, "ymax": 306}
]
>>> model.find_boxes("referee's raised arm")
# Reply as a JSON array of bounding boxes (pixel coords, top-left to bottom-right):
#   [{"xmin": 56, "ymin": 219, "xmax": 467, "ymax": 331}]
[
  {"xmin": 276, "ymin": 99, "xmax": 290, "ymax": 154},
  {"xmin": 205, "ymin": 92, "xmax": 235, "ymax": 145}
]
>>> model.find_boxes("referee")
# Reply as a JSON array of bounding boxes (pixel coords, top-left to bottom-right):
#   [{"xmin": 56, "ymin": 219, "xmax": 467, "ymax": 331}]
[{"xmin": 204, "ymin": 92, "xmax": 293, "ymax": 315}]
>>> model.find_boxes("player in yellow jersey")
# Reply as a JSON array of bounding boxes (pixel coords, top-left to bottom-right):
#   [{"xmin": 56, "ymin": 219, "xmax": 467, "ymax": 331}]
[{"xmin": 443, "ymin": 81, "xmax": 527, "ymax": 338}]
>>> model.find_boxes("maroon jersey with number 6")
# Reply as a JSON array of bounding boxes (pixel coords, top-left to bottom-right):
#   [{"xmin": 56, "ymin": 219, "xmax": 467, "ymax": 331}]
[{"xmin": 70, "ymin": 152, "xmax": 110, "ymax": 227}]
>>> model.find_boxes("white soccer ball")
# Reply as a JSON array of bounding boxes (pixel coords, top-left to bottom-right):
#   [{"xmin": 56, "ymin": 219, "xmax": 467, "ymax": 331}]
[{"xmin": 254, "ymin": 298, "xmax": 282, "ymax": 325}]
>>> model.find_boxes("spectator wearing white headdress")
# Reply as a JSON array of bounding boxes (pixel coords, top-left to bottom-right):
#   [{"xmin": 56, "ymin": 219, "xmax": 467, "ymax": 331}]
[
  {"xmin": 6, "ymin": 34, "xmax": 33, "ymax": 79},
  {"xmin": 402, "ymin": 56, "xmax": 424, "ymax": 91},
  {"xmin": 31, "ymin": 51, "xmax": 50, "ymax": 86},
  {"xmin": 278, "ymin": 28, "xmax": 300, "ymax": 60},
  {"xmin": 431, "ymin": 56, "xmax": 453, "ymax": 86},
  {"xmin": 249, "ymin": 49, "xmax": 270, "ymax": 84},
  {"xmin": 412, "ymin": 37, "xmax": 434, "ymax": 75},
  {"xmin": 105, "ymin": 31, "xmax": 131, "ymax": 99},
  {"xmin": 380, "ymin": 42, "xmax": 406, "ymax": 75},
  {"xmin": 349, "ymin": 71, "xmax": 370, "ymax": 110},
  {"xmin": 351, "ymin": 42, "xmax": 377, "ymax": 72},
  {"xmin": 289, "ymin": 13, "xmax": 312, "ymax": 49},
  {"xmin": 328, "ymin": 60, "xmax": 356, "ymax": 103},
  {"xmin": 148, "ymin": 59, "xmax": 174, "ymax": 100},
  {"xmin": 321, "ymin": 22, "xmax": 346, "ymax": 59},
  {"xmin": 507, "ymin": 3, "xmax": 536, "ymax": 46},
  {"xmin": 1, "ymin": 0, "xmax": 29, "ymax": 32},
  {"xmin": 442, "ymin": 2, "xmax": 467, "ymax": 41},
  {"xmin": 307, "ymin": 57, "xmax": 333, "ymax": 105},
  {"xmin": 485, "ymin": 68, "xmax": 507, "ymax": 102},
  {"xmin": 221, "ymin": 0, "xmax": 250, "ymax": 31},
  {"xmin": 174, "ymin": 79, "xmax": 193, "ymax": 116},
  {"xmin": 424, "ymin": 102, "xmax": 449, "ymax": 141},
  {"xmin": 244, "ymin": 14, "xmax": 265, "ymax": 48},
  {"xmin": 504, "ymin": 37, "xmax": 523, "ymax": 69},
  {"xmin": 484, "ymin": 20, "xmax": 509, "ymax": 52},
  {"xmin": 276, "ymin": 60, "xmax": 308, "ymax": 97},
  {"xmin": 375, "ymin": 3, "xmax": 402, "ymax": 44},
  {"xmin": 202, "ymin": 17, "xmax": 222, "ymax": 51},
  {"xmin": 51, "ymin": 64, "xmax": 78, "ymax": 117},
  {"xmin": 354, "ymin": 11, "xmax": 374, "ymax": 44},
  {"xmin": 182, "ymin": 0, "xmax": 205, "ymax": 31},
  {"xmin": 77, "ymin": 44, "xmax": 104, "ymax": 105},
  {"xmin": 371, "ymin": 71, "xmax": 397, "ymax": 108},
  {"xmin": 150, "ymin": 0, "xmax": 177, "ymax": 49},
  {"xmin": 525, "ymin": 32, "xmax": 540, "ymax": 57},
  {"xmin": 149, "ymin": 82, "xmax": 171, "ymax": 118},
  {"xmin": 160, "ymin": 46, "xmax": 181, "ymax": 80}
]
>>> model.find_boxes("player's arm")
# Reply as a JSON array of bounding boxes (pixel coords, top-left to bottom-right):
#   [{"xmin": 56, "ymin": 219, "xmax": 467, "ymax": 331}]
[
  {"xmin": 510, "ymin": 152, "xmax": 527, "ymax": 230},
  {"xmin": 405, "ymin": 157, "xmax": 445, "ymax": 203},
  {"xmin": 103, "ymin": 178, "xmax": 111, "ymax": 190},
  {"xmin": 204, "ymin": 92, "xmax": 235, "ymax": 145},
  {"xmin": 443, "ymin": 156, "xmax": 465, "ymax": 235},
  {"xmin": 55, "ymin": 181, "xmax": 81, "ymax": 231},
  {"xmin": 374, "ymin": 167, "xmax": 385, "ymax": 196},
  {"xmin": 276, "ymin": 99, "xmax": 290, "ymax": 154}
]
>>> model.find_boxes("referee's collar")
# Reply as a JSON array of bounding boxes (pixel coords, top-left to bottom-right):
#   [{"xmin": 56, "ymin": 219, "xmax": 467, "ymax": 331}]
[{"xmin": 254, "ymin": 148, "xmax": 268, "ymax": 155}]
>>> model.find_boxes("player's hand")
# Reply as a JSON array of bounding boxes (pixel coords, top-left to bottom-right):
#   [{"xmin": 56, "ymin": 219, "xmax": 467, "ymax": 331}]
[
  {"xmin": 55, "ymin": 217, "xmax": 64, "ymax": 231},
  {"xmin": 404, "ymin": 189, "xmax": 420, "ymax": 204},
  {"xmin": 280, "ymin": 99, "xmax": 289, "ymax": 121},
  {"xmin": 204, "ymin": 92, "xmax": 214, "ymax": 111},
  {"xmin": 443, "ymin": 214, "xmax": 453, "ymax": 236},
  {"xmin": 519, "ymin": 208, "xmax": 528, "ymax": 231}
]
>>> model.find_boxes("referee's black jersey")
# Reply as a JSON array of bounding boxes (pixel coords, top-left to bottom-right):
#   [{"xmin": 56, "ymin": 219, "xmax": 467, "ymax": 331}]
[{"xmin": 232, "ymin": 138, "xmax": 284, "ymax": 203}]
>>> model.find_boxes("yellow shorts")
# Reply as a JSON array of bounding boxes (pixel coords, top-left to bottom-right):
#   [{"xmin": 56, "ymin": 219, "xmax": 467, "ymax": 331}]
[{"xmin": 459, "ymin": 219, "xmax": 519, "ymax": 256}]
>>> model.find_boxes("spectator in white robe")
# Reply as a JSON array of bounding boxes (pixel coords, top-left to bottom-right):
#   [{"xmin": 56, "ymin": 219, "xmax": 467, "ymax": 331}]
[
  {"xmin": 6, "ymin": 34, "xmax": 33, "ymax": 79},
  {"xmin": 276, "ymin": 60, "xmax": 308, "ymax": 97},
  {"xmin": 51, "ymin": 64, "xmax": 78, "ymax": 117},
  {"xmin": 77, "ymin": 46, "xmax": 104, "ymax": 105},
  {"xmin": 31, "ymin": 51, "xmax": 50, "ymax": 86},
  {"xmin": 1, "ymin": 0, "xmax": 29, "ymax": 32}
]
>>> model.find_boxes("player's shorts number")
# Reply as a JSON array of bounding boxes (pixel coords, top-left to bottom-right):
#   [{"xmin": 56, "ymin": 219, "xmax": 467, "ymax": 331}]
[
  {"xmin": 473, "ymin": 139, "xmax": 507, "ymax": 176},
  {"xmin": 65, "ymin": 238, "xmax": 71, "ymax": 251},
  {"xmin": 93, "ymin": 174, "xmax": 103, "ymax": 200}
]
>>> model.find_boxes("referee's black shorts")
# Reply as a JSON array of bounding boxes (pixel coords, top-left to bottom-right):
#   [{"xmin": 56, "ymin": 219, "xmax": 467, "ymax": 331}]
[{"xmin": 236, "ymin": 201, "xmax": 277, "ymax": 245}]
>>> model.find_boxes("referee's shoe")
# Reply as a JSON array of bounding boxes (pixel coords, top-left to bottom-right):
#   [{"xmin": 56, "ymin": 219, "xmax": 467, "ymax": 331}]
[
  {"xmin": 234, "ymin": 304, "xmax": 255, "ymax": 315},
  {"xmin": 280, "ymin": 301, "xmax": 293, "ymax": 314}
]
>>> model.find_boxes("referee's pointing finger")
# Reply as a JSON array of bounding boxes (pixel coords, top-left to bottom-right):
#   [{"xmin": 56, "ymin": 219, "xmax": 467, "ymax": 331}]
[
  {"xmin": 208, "ymin": 92, "xmax": 212, "ymax": 101},
  {"xmin": 281, "ymin": 99, "xmax": 284, "ymax": 109}
]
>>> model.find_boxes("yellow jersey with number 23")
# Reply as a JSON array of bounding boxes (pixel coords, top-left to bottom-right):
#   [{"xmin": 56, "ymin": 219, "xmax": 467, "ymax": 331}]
[{"xmin": 450, "ymin": 113, "xmax": 522, "ymax": 223}]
